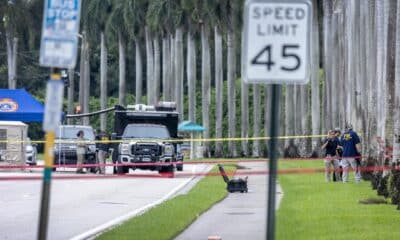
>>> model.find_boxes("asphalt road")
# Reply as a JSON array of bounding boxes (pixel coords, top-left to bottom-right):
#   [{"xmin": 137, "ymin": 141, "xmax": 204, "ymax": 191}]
[{"xmin": 0, "ymin": 163, "xmax": 210, "ymax": 240}]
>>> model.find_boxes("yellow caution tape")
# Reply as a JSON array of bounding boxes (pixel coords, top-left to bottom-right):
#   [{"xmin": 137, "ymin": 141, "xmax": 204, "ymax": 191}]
[{"xmin": 0, "ymin": 134, "xmax": 327, "ymax": 144}]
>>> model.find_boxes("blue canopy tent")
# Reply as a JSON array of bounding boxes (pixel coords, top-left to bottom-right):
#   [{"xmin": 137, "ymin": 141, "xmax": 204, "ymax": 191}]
[
  {"xmin": 178, "ymin": 121, "xmax": 206, "ymax": 132},
  {"xmin": 178, "ymin": 121, "xmax": 205, "ymax": 159},
  {"xmin": 0, "ymin": 89, "xmax": 45, "ymax": 122}
]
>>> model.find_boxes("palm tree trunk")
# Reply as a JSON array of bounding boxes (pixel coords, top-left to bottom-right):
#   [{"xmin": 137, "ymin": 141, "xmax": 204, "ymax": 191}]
[
  {"xmin": 214, "ymin": 27, "xmax": 223, "ymax": 157},
  {"xmin": 392, "ymin": 0, "xmax": 400, "ymax": 166},
  {"xmin": 135, "ymin": 41, "xmax": 143, "ymax": 104},
  {"xmin": 346, "ymin": 0, "xmax": 356, "ymax": 126},
  {"xmin": 359, "ymin": 2, "xmax": 369, "ymax": 148},
  {"xmin": 100, "ymin": 32, "xmax": 108, "ymax": 131},
  {"xmin": 294, "ymin": 86, "xmax": 301, "ymax": 139},
  {"xmin": 323, "ymin": 0, "xmax": 333, "ymax": 132},
  {"xmin": 169, "ymin": 34, "xmax": 175, "ymax": 102},
  {"xmin": 6, "ymin": 23, "xmax": 17, "ymax": 89},
  {"xmin": 83, "ymin": 39, "xmax": 90, "ymax": 126},
  {"xmin": 311, "ymin": 0, "xmax": 321, "ymax": 157},
  {"xmin": 241, "ymin": 81, "xmax": 249, "ymax": 157},
  {"xmin": 284, "ymin": 86, "xmax": 298, "ymax": 157},
  {"xmin": 175, "ymin": 28, "xmax": 184, "ymax": 119},
  {"xmin": 118, "ymin": 32, "xmax": 126, "ymax": 107},
  {"xmin": 331, "ymin": 9, "xmax": 340, "ymax": 129},
  {"xmin": 201, "ymin": 25, "xmax": 211, "ymax": 157},
  {"xmin": 385, "ymin": 0, "xmax": 396, "ymax": 146},
  {"xmin": 264, "ymin": 85, "xmax": 271, "ymax": 156},
  {"xmin": 375, "ymin": 0, "xmax": 387, "ymax": 167},
  {"xmin": 153, "ymin": 37, "xmax": 160, "ymax": 104},
  {"xmin": 10, "ymin": 38, "xmax": 17, "ymax": 89},
  {"xmin": 227, "ymin": 29, "xmax": 237, "ymax": 157},
  {"xmin": 145, "ymin": 27, "xmax": 154, "ymax": 105},
  {"xmin": 67, "ymin": 68, "xmax": 75, "ymax": 125},
  {"xmin": 301, "ymin": 85, "xmax": 311, "ymax": 156},
  {"xmin": 366, "ymin": 0, "xmax": 378, "ymax": 169},
  {"xmin": 79, "ymin": 31, "xmax": 86, "ymax": 125},
  {"xmin": 187, "ymin": 33, "xmax": 196, "ymax": 123},
  {"xmin": 252, "ymin": 85, "xmax": 261, "ymax": 157},
  {"xmin": 162, "ymin": 37, "xmax": 169, "ymax": 101}
]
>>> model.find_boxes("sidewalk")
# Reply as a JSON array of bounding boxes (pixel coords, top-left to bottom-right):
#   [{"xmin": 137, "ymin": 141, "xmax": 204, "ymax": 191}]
[{"xmin": 175, "ymin": 161, "xmax": 283, "ymax": 240}]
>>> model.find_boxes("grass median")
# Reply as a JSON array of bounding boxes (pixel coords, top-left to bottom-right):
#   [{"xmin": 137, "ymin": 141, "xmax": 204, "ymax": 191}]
[
  {"xmin": 96, "ymin": 164, "xmax": 235, "ymax": 240},
  {"xmin": 277, "ymin": 159, "xmax": 400, "ymax": 240}
]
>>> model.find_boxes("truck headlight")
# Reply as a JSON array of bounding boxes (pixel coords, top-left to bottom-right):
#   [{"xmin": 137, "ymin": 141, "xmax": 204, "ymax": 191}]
[
  {"xmin": 88, "ymin": 145, "xmax": 96, "ymax": 153},
  {"xmin": 26, "ymin": 145, "xmax": 33, "ymax": 153},
  {"xmin": 120, "ymin": 143, "xmax": 130, "ymax": 155},
  {"xmin": 164, "ymin": 145, "xmax": 174, "ymax": 156}
]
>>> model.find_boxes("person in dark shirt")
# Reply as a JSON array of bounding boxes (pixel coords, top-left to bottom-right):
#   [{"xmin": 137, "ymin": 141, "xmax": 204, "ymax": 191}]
[
  {"xmin": 321, "ymin": 130, "xmax": 340, "ymax": 182},
  {"xmin": 339, "ymin": 123, "xmax": 361, "ymax": 183}
]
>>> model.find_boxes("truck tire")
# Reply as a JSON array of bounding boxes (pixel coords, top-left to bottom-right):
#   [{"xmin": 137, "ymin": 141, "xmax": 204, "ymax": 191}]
[
  {"xmin": 117, "ymin": 166, "xmax": 129, "ymax": 174},
  {"xmin": 177, "ymin": 164, "xmax": 183, "ymax": 171},
  {"xmin": 159, "ymin": 165, "xmax": 175, "ymax": 177}
]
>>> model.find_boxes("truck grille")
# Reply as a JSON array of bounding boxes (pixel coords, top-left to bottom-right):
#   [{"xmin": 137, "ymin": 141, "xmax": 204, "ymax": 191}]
[{"xmin": 132, "ymin": 143, "xmax": 160, "ymax": 155}]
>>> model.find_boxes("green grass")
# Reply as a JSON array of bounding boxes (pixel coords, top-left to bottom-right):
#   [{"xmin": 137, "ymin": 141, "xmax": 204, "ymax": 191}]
[
  {"xmin": 96, "ymin": 165, "xmax": 235, "ymax": 240},
  {"xmin": 277, "ymin": 160, "xmax": 400, "ymax": 240}
]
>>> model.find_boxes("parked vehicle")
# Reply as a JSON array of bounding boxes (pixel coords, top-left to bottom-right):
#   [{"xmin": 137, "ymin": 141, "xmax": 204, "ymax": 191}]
[
  {"xmin": 25, "ymin": 138, "xmax": 37, "ymax": 165},
  {"xmin": 54, "ymin": 125, "xmax": 97, "ymax": 172},
  {"xmin": 111, "ymin": 102, "xmax": 183, "ymax": 175}
]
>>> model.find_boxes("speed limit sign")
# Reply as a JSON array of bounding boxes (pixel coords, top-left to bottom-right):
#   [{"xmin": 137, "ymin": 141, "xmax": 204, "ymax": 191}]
[{"xmin": 242, "ymin": 0, "xmax": 312, "ymax": 84}]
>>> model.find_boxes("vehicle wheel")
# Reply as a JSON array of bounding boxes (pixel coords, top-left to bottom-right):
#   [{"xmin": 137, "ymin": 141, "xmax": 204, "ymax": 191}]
[
  {"xmin": 177, "ymin": 164, "xmax": 183, "ymax": 171},
  {"xmin": 159, "ymin": 165, "xmax": 175, "ymax": 177},
  {"xmin": 117, "ymin": 166, "xmax": 129, "ymax": 174}
]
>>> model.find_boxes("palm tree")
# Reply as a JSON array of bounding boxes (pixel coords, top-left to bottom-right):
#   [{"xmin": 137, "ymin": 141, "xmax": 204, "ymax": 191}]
[
  {"xmin": 366, "ymin": 0, "xmax": 378, "ymax": 174},
  {"xmin": 77, "ymin": 31, "xmax": 88, "ymax": 125},
  {"xmin": 106, "ymin": 1, "xmax": 128, "ymax": 107},
  {"xmin": 227, "ymin": 1, "xmax": 238, "ymax": 157},
  {"xmin": 214, "ymin": 26, "xmax": 223, "ymax": 157},
  {"xmin": 122, "ymin": 0, "xmax": 147, "ymax": 104},
  {"xmin": 67, "ymin": 68, "xmax": 75, "ymax": 125},
  {"xmin": 322, "ymin": 0, "xmax": 333, "ymax": 132},
  {"xmin": 252, "ymin": 85, "xmax": 261, "ymax": 157},
  {"xmin": 175, "ymin": 28, "xmax": 184, "ymax": 119},
  {"xmin": 384, "ymin": 0, "xmax": 396, "ymax": 147},
  {"xmin": 3, "ymin": 0, "xmax": 22, "ymax": 89},
  {"xmin": 153, "ymin": 38, "xmax": 161, "ymax": 103},
  {"xmin": 83, "ymin": 0, "xmax": 112, "ymax": 130},
  {"xmin": 311, "ymin": 0, "xmax": 321, "ymax": 157},
  {"xmin": 264, "ymin": 85, "xmax": 271, "ymax": 156},
  {"xmin": 284, "ymin": 85, "xmax": 298, "ymax": 157},
  {"xmin": 241, "ymin": 80, "xmax": 249, "ymax": 157},
  {"xmin": 145, "ymin": 26, "xmax": 154, "ymax": 105},
  {"xmin": 162, "ymin": 36, "xmax": 170, "ymax": 101},
  {"xmin": 393, "ymin": 0, "xmax": 400, "ymax": 171},
  {"xmin": 201, "ymin": 23, "xmax": 211, "ymax": 157}
]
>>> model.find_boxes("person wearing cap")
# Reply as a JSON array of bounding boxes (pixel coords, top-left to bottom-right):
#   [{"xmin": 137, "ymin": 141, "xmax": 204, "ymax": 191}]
[
  {"xmin": 76, "ymin": 130, "xmax": 87, "ymax": 174},
  {"xmin": 321, "ymin": 130, "xmax": 341, "ymax": 182},
  {"xmin": 96, "ymin": 131, "xmax": 110, "ymax": 174},
  {"xmin": 339, "ymin": 123, "xmax": 362, "ymax": 183}
]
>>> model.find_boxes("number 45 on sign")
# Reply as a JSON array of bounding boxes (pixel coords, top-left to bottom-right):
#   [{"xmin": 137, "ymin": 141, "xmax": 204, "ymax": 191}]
[{"xmin": 242, "ymin": 0, "xmax": 312, "ymax": 84}]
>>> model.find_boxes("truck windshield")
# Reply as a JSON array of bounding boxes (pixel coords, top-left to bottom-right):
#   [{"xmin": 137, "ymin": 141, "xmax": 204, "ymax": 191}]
[
  {"xmin": 122, "ymin": 124, "xmax": 170, "ymax": 139},
  {"xmin": 56, "ymin": 127, "xmax": 95, "ymax": 140}
]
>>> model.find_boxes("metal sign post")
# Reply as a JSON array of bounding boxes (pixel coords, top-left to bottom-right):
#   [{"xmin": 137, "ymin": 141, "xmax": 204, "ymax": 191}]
[
  {"xmin": 38, "ymin": 1, "xmax": 81, "ymax": 239},
  {"xmin": 242, "ymin": 0, "xmax": 312, "ymax": 239}
]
